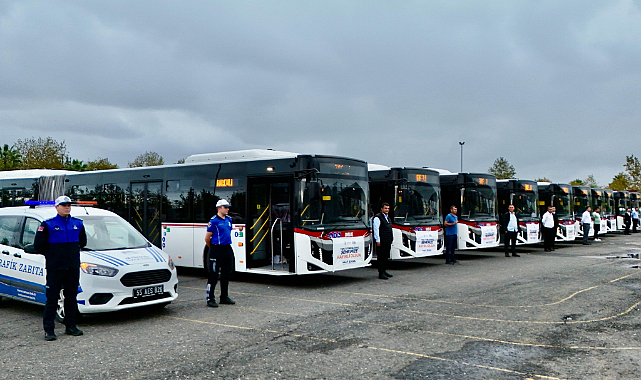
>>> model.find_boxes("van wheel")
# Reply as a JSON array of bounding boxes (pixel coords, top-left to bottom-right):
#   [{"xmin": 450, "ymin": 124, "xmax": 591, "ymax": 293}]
[{"xmin": 55, "ymin": 288, "xmax": 83, "ymax": 323}]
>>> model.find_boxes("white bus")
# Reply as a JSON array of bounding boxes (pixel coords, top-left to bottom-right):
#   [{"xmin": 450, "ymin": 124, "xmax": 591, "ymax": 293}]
[
  {"xmin": 537, "ymin": 182, "xmax": 575, "ymax": 241},
  {"xmin": 496, "ymin": 179, "xmax": 541, "ymax": 245},
  {"xmin": 0, "ymin": 150, "xmax": 372, "ymax": 276},
  {"xmin": 572, "ymin": 186, "xmax": 594, "ymax": 239},
  {"xmin": 438, "ymin": 171, "xmax": 500, "ymax": 250},
  {"xmin": 368, "ymin": 165, "xmax": 443, "ymax": 259}
]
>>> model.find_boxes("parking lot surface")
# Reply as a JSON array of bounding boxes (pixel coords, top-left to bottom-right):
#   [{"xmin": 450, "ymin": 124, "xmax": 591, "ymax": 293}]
[{"xmin": 1, "ymin": 233, "xmax": 640, "ymax": 380}]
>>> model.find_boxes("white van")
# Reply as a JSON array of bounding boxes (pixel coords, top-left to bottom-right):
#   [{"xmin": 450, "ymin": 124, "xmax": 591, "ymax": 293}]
[{"xmin": 0, "ymin": 203, "xmax": 178, "ymax": 319}]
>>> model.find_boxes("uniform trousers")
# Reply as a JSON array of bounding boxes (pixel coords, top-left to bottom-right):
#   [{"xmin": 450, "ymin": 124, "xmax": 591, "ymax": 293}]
[
  {"xmin": 444, "ymin": 234, "xmax": 457, "ymax": 263},
  {"xmin": 542, "ymin": 227, "xmax": 555, "ymax": 251},
  {"xmin": 582, "ymin": 223, "xmax": 591, "ymax": 244},
  {"xmin": 207, "ymin": 244, "xmax": 235, "ymax": 300},
  {"xmin": 376, "ymin": 242, "xmax": 391, "ymax": 274},
  {"xmin": 504, "ymin": 231, "xmax": 518, "ymax": 256},
  {"xmin": 43, "ymin": 267, "xmax": 80, "ymax": 332}
]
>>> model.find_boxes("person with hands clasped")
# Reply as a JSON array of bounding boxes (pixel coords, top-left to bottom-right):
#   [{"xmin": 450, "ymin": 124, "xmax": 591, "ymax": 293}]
[{"xmin": 443, "ymin": 205, "xmax": 459, "ymax": 264}]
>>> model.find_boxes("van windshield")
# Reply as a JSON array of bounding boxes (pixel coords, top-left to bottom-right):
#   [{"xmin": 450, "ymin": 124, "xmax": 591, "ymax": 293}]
[{"xmin": 80, "ymin": 216, "xmax": 149, "ymax": 251}]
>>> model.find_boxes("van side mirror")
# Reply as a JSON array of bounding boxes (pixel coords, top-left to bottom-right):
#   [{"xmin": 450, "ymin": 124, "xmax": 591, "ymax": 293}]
[{"xmin": 23, "ymin": 244, "xmax": 38, "ymax": 254}]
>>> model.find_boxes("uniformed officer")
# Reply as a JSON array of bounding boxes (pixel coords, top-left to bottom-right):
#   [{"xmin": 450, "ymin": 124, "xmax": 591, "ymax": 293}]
[
  {"xmin": 205, "ymin": 199, "xmax": 235, "ymax": 307},
  {"xmin": 34, "ymin": 196, "xmax": 87, "ymax": 341}
]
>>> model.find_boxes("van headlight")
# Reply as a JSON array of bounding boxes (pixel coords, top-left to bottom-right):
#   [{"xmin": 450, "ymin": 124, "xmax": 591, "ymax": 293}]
[
  {"xmin": 168, "ymin": 256, "xmax": 175, "ymax": 270},
  {"xmin": 80, "ymin": 262, "xmax": 119, "ymax": 277}
]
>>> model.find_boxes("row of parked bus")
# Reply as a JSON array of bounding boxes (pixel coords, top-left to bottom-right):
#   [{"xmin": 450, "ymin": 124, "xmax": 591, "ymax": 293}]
[{"xmin": 0, "ymin": 149, "xmax": 635, "ymax": 277}]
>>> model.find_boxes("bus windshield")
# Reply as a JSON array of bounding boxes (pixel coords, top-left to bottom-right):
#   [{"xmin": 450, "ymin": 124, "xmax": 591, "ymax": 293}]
[
  {"xmin": 461, "ymin": 186, "xmax": 496, "ymax": 221},
  {"xmin": 80, "ymin": 216, "xmax": 149, "ymax": 251},
  {"xmin": 394, "ymin": 182, "xmax": 440, "ymax": 226},
  {"xmin": 511, "ymin": 191, "xmax": 538, "ymax": 220},
  {"xmin": 554, "ymin": 193, "xmax": 572, "ymax": 216},
  {"xmin": 300, "ymin": 177, "xmax": 368, "ymax": 229},
  {"xmin": 574, "ymin": 194, "xmax": 590, "ymax": 214}
]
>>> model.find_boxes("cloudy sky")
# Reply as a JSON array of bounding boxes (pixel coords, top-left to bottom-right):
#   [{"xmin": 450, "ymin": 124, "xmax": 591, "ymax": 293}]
[{"xmin": 1, "ymin": 1, "xmax": 640, "ymax": 185}]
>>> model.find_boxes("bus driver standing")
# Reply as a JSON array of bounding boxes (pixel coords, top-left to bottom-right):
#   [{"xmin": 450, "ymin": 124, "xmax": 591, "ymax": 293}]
[{"xmin": 205, "ymin": 199, "xmax": 236, "ymax": 308}]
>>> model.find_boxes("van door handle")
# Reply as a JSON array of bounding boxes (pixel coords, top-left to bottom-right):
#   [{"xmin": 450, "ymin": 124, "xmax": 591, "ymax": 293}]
[
  {"xmin": 2, "ymin": 250, "xmax": 9, "ymax": 255},
  {"xmin": 13, "ymin": 253, "xmax": 21, "ymax": 258}
]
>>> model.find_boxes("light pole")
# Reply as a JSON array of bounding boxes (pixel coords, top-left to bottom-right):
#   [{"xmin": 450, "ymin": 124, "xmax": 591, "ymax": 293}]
[{"xmin": 459, "ymin": 142, "xmax": 465, "ymax": 172}]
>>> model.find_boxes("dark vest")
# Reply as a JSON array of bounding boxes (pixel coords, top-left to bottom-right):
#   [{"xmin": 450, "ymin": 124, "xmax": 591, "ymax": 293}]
[{"xmin": 375, "ymin": 212, "xmax": 393, "ymax": 243}]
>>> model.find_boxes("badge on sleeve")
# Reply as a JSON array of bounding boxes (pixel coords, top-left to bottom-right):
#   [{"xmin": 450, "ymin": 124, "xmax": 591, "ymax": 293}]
[{"xmin": 38, "ymin": 226, "xmax": 44, "ymax": 232}]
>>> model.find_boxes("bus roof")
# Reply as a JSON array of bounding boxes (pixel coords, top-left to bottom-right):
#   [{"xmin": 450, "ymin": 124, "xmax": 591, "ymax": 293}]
[
  {"xmin": 367, "ymin": 163, "xmax": 390, "ymax": 171},
  {"xmin": 0, "ymin": 169, "xmax": 73, "ymax": 179},
  {"xmin": 185, "ymin": 149, "xmax": 299, "ymax": 164}
]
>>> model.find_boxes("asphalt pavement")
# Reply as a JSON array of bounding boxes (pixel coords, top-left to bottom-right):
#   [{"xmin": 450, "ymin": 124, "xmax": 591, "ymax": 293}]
[{"xmin": 1, "ymin": 232, "xmax": 640, "ymax": 379}]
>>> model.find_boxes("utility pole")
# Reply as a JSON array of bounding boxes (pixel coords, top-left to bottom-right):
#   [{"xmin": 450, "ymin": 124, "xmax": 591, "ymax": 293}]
[{"xmin": 459, "ymin": 142, "xmax": 465, "ymax": 172}]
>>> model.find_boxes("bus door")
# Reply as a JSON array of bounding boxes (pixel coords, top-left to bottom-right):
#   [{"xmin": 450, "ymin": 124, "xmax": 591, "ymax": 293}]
[
  {"xmin": 130, "ymin": 182, "xmax": 162, "ymax": 247},
  {"xmin": 246, "ymin": 176, "xmax": 294, "ymax": 272}
]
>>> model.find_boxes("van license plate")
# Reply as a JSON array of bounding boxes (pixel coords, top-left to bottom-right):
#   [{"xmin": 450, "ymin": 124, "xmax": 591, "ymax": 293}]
[{"xmin": 133, "ymin": 285, "xmax": 164, "ymax": 298}]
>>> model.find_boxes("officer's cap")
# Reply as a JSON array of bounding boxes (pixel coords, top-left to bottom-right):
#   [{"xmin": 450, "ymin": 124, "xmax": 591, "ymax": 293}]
[
  {"xmin": 216, "ymin": 199, "xmax": 231, "ymax": 208},
  {"xmin": 54, "ymin": 195, "xmax": 72, "ymax": 206}
]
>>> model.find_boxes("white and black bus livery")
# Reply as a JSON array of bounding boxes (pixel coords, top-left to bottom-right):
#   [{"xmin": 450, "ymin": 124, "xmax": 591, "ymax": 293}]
[
  {"xmin": 572, "ymin": 186, "xmax": 594, "ymax": 240},
  {"xmin": 0, "ymin": 150, "xmax": 372, "ymax": 276},
  {"xmin": 537, "ymin": 182, "xmax": 575, "ymax": 241},
  {"xmin": 368, "ymin": 165, "xmax": 443, "ymax": 259},
  {"xmin": 602, "ymin": 189, "xmax": 617, "ymax": 232},
  {"xmin": 590, "ymin": 188, "xmax": 609, "ymax": 235},
  {"xmin": 614, "ymin": 191, "xmax": 630, "ymax": 230},
  {"xmin": 438, "ymin": 171, "xmax": 500, "ymax": 250},
  {"xmin": 496, "ymin": 179, "xmax": 541, "ymax": 245}
]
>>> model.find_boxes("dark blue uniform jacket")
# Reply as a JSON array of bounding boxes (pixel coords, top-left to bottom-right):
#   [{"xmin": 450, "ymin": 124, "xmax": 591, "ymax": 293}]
[{"xmin": 34, "ymin": 214, "xmax": 87, "ymax": 270}]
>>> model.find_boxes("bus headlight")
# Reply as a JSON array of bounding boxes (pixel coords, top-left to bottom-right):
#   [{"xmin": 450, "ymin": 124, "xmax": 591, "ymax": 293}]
[
  {"xmin": 168, "ymin": 256, "xmax": 175, "ymax": 270},
  {"xmin": 80, "ymin": 262, "xmax": 119, "ymax": 277}
]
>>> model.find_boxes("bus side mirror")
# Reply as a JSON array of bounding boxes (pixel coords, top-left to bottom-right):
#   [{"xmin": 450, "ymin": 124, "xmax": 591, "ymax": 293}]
[{"xmin": 308, "ymin": 182, "xmax": 321, "ymax": 200}]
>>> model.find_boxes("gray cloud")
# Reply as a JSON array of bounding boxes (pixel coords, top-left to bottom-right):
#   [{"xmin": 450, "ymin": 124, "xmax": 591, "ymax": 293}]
[{"xmin": 1, "ymin": 0, "xmax": 640, "ymax": 186}]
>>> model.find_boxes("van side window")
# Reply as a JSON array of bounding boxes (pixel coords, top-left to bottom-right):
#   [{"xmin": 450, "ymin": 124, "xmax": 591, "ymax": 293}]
[
  {"xmin": 0, "ymin": 216, "xmax": 21, "ymax": 246},
  {"xmin": 21, "ymin": 218, "xmax": 41, "ymax": 246}
]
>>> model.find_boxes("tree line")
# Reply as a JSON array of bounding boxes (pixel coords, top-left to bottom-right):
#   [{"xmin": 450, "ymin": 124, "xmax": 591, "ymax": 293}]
[
  {"xmin": 2, "ymin": 137, "xmax": 639, "ymax": 191},
  {"xmin": 0, "ymin": 137, "xmax": 169, "ymax": 171},
  {"xmin": 488, "ymin": 155, "xmax": 641, "ymax": 191}
]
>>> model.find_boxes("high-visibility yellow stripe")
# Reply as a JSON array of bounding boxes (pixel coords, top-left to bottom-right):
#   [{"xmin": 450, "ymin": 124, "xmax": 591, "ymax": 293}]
[
  {"xmin": 249, "ymin": 231, "xmax": 268, "ymax": 255},
  {"xmin": 250, "ymin": 204, "xmax": 270, "ymax": 230},
  {"xmin": 250, "ymin": 218, "xmax": 270, "ymax": 243}
]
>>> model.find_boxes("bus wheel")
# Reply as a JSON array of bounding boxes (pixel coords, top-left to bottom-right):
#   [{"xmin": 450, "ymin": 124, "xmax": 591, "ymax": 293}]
[{"xmin": 203, "ymin": 246, "xmax": 211, "ymax": 274}]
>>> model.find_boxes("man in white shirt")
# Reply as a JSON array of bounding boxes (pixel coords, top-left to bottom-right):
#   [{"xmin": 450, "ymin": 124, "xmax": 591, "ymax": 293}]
[
  {"xmin": 541, "ymin": 206, "xmax": 555, "ymax": 252},
  {"xmin": 633, "ymin": 207, "xmax": 640, "ymax": 233},
  {"xmin": 581, "ymin": 206, "xmax": 592, "ymax": 245}
]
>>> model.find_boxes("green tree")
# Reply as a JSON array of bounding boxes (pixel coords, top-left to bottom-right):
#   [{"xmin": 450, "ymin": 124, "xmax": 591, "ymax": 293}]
[
  {"xmin": 64, "ymin": 158, "xmax": 88, "ymax": 171},
  {"xmin": 0, "ymin": 144, "xmax": 22, "ymax": 170},
  {"xmin": 129, "ymin": 151, "xmax": 164, "ymax": 168},
  {"xmin": 488, "ymin": 157, "xmax": 516, "ymax": 179},
  {"xmin": 535, "ymin": 177, "xmax": 550, "ymax": 182},
  {"xmin": 16, "ymin": 137, "xmax": 67, "ymax": 169},
  {"xmin": 624, "ymin": 155, "xmax": 641, "ymax": 191},
  {"xmin": 176, "ymin": 158, "xmax": 185, "ymax": 164},
  {"xmin": 86, "ymin": 157, "xmax": 118, "ymax": 171},
  {"xmin": 608, "ymin": 172, "xmax": 631, "ymax": 190},
  {"xmin": 570, "ymin": 179, "xmax": 584, "ymax": 186},
  {"xmin": 583, "ymin": 174, "xmax": 598, "ymax": 188}
]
